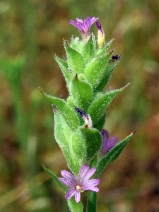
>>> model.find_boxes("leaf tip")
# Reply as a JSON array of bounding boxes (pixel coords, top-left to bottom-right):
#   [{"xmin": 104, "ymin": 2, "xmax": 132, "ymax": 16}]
[
  {"xmin": 133, "ymin": 130, "xmax": 136, "ymax": 135},
  {"xmin": 52, "ymin": 52, "xmax": 57, "ymax": 57},
  {"xmin": 39, "ymin": 87, "xmax": 44, "ymax": 95},
  {"xmin": 52, "ymin": 104, "xmax": 58, "ymax": 112},
  {"xmin": 125, "ymin": 82, "xmax": 130, "ymax": 88},
  {"xmin": 40, "ymin": 163, "xmax": 45, "ymax": 168}
]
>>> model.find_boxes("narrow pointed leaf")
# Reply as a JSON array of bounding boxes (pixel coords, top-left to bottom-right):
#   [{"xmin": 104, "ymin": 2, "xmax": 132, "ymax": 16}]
[
  {"xmin": 87, "ymin": 84, "xmax": 129, "ymax": 124},
  {"xmin": 64, "ymin": 41, "xmax": 85, "ymax": 74},
  {"xmin": 42, "ymin": 91, "xmax": 79, "ymax": 130},
  {"xmin": 54, "ymin": 55, "xmax": 72, "ymax": 87},
  {"xmin": 96, "ymin": 60, "xmax": 120, "ymax": 92},
  {"xmin": 41, "ymin": 164, "xmax": 67, "ymax": 192},
  {"xmin": 95, "ymin": 132, "xmax": 135, "ymax": 177}
]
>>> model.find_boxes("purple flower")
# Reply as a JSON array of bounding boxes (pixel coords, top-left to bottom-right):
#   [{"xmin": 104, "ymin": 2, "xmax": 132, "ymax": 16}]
[
  {"xmin": 59, "ymin": 164, "xmax": 100, "ymax": 203},
  {"xmin": 75, "ymin": 107, "xmax": 92, "ymax": 128},
  {"xmin": 101, "ymin": 129, "xmax": 118, "ymax": 155},
  {"xmin": 69, "ymin": 16, "xmax": 99, "ymax": 36}
]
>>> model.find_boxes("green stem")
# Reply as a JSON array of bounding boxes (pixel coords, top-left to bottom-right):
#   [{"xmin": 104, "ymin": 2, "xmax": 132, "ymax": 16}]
[
  {"xmin": 87, "ymin": 192, "xmax": 97, "ymax": 212},
  {"xmin": 82, "ymin": 192, "xmax": 88, "ymax": 212}
]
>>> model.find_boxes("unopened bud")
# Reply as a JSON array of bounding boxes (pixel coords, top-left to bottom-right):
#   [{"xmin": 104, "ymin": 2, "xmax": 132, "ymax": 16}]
[
  {"xmin": 75, "ymin": 108, "xmax": 92, "ymax": 128},
  {"xmin": 96, "ymin": 21, "xmax": 105, "ymax": 49}
]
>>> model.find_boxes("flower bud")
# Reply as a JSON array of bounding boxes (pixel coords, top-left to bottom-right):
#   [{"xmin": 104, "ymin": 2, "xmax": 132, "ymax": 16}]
[{"xmin": 96, "ymin": 21, "xmax": 105, "ymax": 48}]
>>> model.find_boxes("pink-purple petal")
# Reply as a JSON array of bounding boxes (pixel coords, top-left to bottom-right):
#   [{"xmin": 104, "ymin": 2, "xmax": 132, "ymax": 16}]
[
  {"xmin": 101, "ymin": 129, "xmax": 109, "ymax": 142},
  {"xmin": 76, "ymin": 18, "xmax": 83, "ymax": 23},
  {"xmin": 61, "ymin": 170, "xmax": 75, "ymax": 181},
  {"xmin": 78, "ymin": 164, "xmax": 89, "ymax": 183},
  {"xmin": 84, "ymin": 186, "xmax": 99, "ymax": 192},
  {"xmin": 110, "ymin": 136, "xmax": 118, "ymax": 144},
  {"xmin": 83, "ymin": 179, "xmax": 100, "ymax": 187},
  {"xmin": 65, "ymin": 188, "xmax": 76, "ymax": 199},
  {"xmin": 102, "ymin": 129, "xmax": 118, "ymax": 154},
  {"xmin": 82, "ymin": 167, "xmax": 96, "ymax": 182},
  {"xmin": 91, "ymin": 17, "xmax": 99, "ymax": 25},
  {"xmin": 59, "ymin": 178, "xmax": 76, "ymax": 187},
  {"xmin": 75, "ymin": 191, "xmax": 81, "ymax": 203}
]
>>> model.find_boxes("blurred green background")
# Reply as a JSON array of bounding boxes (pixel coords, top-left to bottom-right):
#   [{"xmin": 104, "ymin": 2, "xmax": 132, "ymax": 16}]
[{"xmin": 0, "ymin": 0, "xmax": 159, "ymax": 211}]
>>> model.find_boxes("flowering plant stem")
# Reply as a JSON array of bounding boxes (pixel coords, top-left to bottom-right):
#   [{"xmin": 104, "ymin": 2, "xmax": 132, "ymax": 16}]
[{"xmin": 41, "ymin": 16, "xmax": 134, "ymax": 211}]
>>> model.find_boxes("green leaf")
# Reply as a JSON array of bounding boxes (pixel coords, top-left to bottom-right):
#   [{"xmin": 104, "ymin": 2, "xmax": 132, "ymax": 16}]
[
  {"xmin": 67, "ymin": 96, "xmax": 76, "ymax": 109},
  {"xmin": 41, "ymin": 90, "xmax": 79, "ymax": 130},
  {"xmin": 70, "ymin": 127, "xmax": 102, "ymax": 163},
  {"xmin": 87, "ymin": 84, "xmax": 129, "ymax": 125},
  {"xmin": 93, "ymin": 112, "xmax": 106, "ymax": 131},
  {"xmin": 54, "ymin": 107, "xmax": 72, "ymax": 147},
  {"xmin": 84, "ymin": 52, "xmax": 112, "ymax": 90},
  {"xmin": 82, "ymin": 128, "xmax": 102, "ymax": 161},
  {"xmin": 41, "ymin": 164, "xmax": 67, "ymax": 192},
  {"xmin": 70, "ymin": 37, "xmax": 81, "ymax": 52},
  {"xmin": 68, "ymin": 198, "xmax": 83, "ymax": 212},
  {"xmin": 64, "ymin": 41, "xmax": 85, "ymax": 74},
  {"xmin": 81, "ymin": 35, "xmax": 95, "ymax": 63},
  {"xmin": 70, "ymin": 128, "xmax": 86, "ymax": 167},
  {"xmin": 54, "ymin": 55, "xmax": 72, "ymax": 87},
  {"xmin": 87, "ymin": 192, "xmax": 97, "ymax": 212},
  {"xmin": 95, "ymin": 132, "xmax": 135, "ymax": 177},
  {"xmin": 96, "ymin": 60, "xmax": 120, "ymax": 92},
  {"xmin": 69, "ymin": 76, "xmax": 93, "ymax": 110},
  {"xmin": 54, "ymin": 109, "xmax": 81, "ymax": 175}
]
